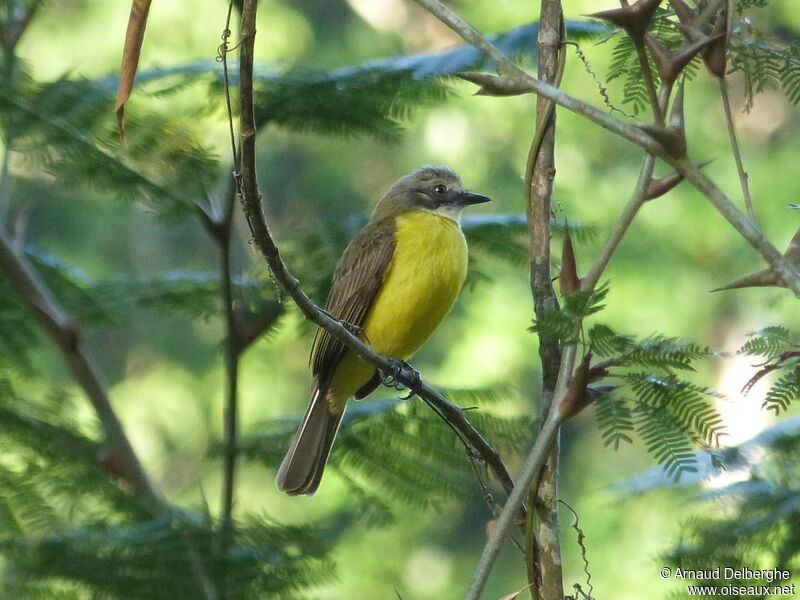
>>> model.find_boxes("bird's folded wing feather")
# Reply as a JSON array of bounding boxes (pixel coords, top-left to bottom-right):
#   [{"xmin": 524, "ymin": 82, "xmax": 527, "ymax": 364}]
[{"xmin": 310, "ymin": 218, "xmax": 397, "ymax": 387}]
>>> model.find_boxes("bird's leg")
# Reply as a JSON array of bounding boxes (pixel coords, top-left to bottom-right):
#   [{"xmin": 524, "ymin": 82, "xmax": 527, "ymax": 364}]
[{"xmin": 380, "ymin": 359, "xmax": 422, "ymax": 399}]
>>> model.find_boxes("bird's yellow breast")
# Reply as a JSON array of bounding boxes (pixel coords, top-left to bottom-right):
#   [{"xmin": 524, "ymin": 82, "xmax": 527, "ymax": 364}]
[
  {"xmin": 364, "ymin": 211, "xmax": 468, "ymax": 358},
  {"xmin": 326, "ymin": 211, "xmax": 467, "ymax": 406}
]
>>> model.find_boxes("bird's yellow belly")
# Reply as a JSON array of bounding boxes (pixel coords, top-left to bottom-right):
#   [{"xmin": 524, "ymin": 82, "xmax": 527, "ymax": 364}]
[{"xmin": 327, "ymin": 212, "xmax": 468, "ymax": 405}]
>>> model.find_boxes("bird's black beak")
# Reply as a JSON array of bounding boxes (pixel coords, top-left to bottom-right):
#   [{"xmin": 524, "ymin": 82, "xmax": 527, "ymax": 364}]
[{"xmin": 456, "ymin": 190, "xmax": 492, "ymax": 206}]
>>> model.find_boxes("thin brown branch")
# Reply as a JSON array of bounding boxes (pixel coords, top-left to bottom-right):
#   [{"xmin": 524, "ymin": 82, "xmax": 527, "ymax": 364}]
[
  {"xmin": 236, "ymin": 0, "xmax": 523, "ymax": 517},
  {"xmin": 1, "ymin": 196, "xmax": 219, "ymax": 600},
  {"xmin": 218, "ymin": 0, "xmax": 242, "ymax": 546},
  {"xmin": 525, "ymin": 1, "xmax": 564, "ymax": 598},
  {"xmin": 581, "ymin": 155, "xmax": 656, "ymax": 292},
  {"xmin": 219, "ymin": 208, "xmax": 240, "ymax": 535},
  {"xmin": 468, "ymin": 27, "xmax": 674, "ymax": 600},
  {"xmin": 719, "ymin": 76, "xmax": 756, "ymax": 224},
  {"xmin": 634, "ymin": 42, "xmax": 665, "ymax": 126}
]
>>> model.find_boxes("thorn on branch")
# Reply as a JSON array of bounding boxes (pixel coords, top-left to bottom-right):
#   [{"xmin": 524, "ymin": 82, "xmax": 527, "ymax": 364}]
[
  {"xmin": 559, "ymin": 227, "xmax": 581, "ymax": 296},
  {"xmin": 703, "ymin": 16, "xmax": 729, "ymax": 78},
  {"xmin": 644, "ymin": 160, "xmax": 711, "ymax": 200},
  {"xmin": 640, "ymin": 81, "xmax": 688, "ymax": 157},
  {"xmin": 587, "ymin": 0, "xmax": 663, "ymax": 42},
  {"xmin": 559, "ymin": 351, "xmax": 594, "ymax": 421},
  {"xmin": 712, "ymin": 228, "xmax": 800, "ymax": 291},
  {"xmin": 645, "ymin": 32, "xmax": 723, "ymax": 87}
]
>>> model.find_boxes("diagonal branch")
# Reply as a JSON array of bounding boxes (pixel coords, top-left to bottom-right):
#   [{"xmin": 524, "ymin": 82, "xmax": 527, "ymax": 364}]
[
  {"xmin": 412, "ymin": 0, "xmax": 663, "ymax": 154},
  {"xmin": 467, "ymin": 345, "xmax": 576, "ymax": 600},
  {"xmin": 0, "ymin": 227, "xmax": 161, "ymax": 508},
  {"xmin": 410, "ymin": 0, "xmax": 800, "ymax": 298},
  {"xmin": 236, "ymin": 0, "xmax": 523, "ymax": 517}
]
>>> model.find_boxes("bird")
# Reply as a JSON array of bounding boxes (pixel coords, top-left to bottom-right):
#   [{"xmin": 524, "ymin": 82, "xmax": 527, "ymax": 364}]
[{"xmin": 276, "ymin": 165, "xmax": 491, "ymax": 495}]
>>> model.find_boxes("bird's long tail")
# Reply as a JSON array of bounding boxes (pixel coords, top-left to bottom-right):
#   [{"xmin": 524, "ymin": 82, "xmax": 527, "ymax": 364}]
[{"xmin": 276, "ymin": 388, "xmax": 343, "ymax": 496}]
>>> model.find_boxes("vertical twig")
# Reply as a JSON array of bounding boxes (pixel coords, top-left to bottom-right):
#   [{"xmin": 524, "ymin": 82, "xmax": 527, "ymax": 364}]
[
  {"xmin": 634, "ymin": 44, "xmax": 665, "ymax": 126},
  {"xmin": 218, "ymin": 0, "xmax": 241, "ymax": 546},
  {"xmin": 239, "ymin": 0, "xmax": 260, "ymax": 226},
  {"xmin": 0, "ymin": 146, "xmax": 11, "ymax": 225},
  {"xmin": 582, "ymin": 82, "xmax": 672, "ymax": 291},
  {"xmin": 524, "ymin": 1, "xmax": 564, "ymax": 598},
  {"xmin": 219, "ymin": 200, "xmax": 240, "ymax": 534},
  {"xmin": 719, "ymin": 77, "xmax": 756, "ymax": 224}
]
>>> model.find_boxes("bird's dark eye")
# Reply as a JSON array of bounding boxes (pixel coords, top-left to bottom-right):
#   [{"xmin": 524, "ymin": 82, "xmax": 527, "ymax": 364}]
[{"xmin": 434, "ymin": 184, "xmax": 448, "ymax": 194}]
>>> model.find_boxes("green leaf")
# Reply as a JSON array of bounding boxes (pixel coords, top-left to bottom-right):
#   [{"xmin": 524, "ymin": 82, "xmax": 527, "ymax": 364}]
[
  {"xmin": 625, "ymin": 335, "xmax": 713, "ymax": 372},
  {"xmin": 595, "ymin": 394, "xmax": 635, "ymax": 450},
  {"xmin": 588, "ymin": 324, "xmax": 634, "ymax": 357},
  {"xmin": 739, "ymin": 326, "xmax": 793, "ymax": 359},
  {"xmin": 564, "ymin": 281, "xmax": 609, "ymax": 318},
  {"xmin": 626, "ymin": 373, "xmax": 725, "ymax": 447},
  {"xmin": 634, "ymin": 401, "xmax": 698, "ymax": 482},
  {"xmin": 763, "ymin": 366, "xmax": 800, "ymax": 415}
]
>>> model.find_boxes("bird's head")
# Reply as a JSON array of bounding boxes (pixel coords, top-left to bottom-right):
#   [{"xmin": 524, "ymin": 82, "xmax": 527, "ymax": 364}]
[{"xmin": 374, "ymin": 165, "xmax": 491, "ymax": 223}]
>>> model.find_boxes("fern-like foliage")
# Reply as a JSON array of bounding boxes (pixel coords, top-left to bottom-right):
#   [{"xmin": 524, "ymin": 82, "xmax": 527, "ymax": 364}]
[
  {"xmin": 739, "ymin": 327, "xmax": 800, "ymax": 414},
  {"xmin": 634, "ymin": 401, "xmax": 699, "ymax": 480},
  {"xmin": 740, "ymin": 326, "xmax": 792, "ymax": 360},
  {"xmin": 626, "ymin": 373, "xmax": 724, "ymax": 447},
  {"xmin": 530, "ymin": 283, "xmax": 610, "ymax": 342},
  {"xmin": 599, "ymin": 1, "xmax": 800, "ymax": 114},
  {"xmin": 0, "ymin": 283, "xmax": 39, "ymax": 374},
  {"xmin": 0, "ymin": 381, "xmax": 331, "ymax": 599},
  {"xmin": 0, "ymin": 66, "xmax": 218, "ymax": 219},
  {"xmin": 763, "ymin": 368, "xmax": 800, "ymax": 415},
  {"xmin": 730, "ymin": 36, "xmax": 800, "ymax": 106},
  {"xmin": 585, "ymin": 325, "xmax": 723, "ymax": 481},
  {"xmin": 595, "ymin": 393, "xmax": 635, "ymax": 450},
  {"xmin": 125, "ymin": 21, "xmax": 606, "ymax": 141},
  {"xmin": 1, "ymin": 514, "xmax": 332, "ymax": 600},
  {"xmin": 595, "ymin": 373, "xmax": 723, "ymax": 481},
  {"xmin": 656, "ymin": 427, "xmax": 800, "ymax": 598}
]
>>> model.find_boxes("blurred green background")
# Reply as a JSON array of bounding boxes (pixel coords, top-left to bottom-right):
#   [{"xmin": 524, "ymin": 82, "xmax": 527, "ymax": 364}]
[{"xmin": 3, "ymin": 0, "xmax": 800, "ymax": 598}]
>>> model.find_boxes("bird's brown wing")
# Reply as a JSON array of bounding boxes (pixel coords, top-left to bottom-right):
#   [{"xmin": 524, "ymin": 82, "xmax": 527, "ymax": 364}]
[{"xmin": 310, "ymin": 217, "xmax": 397, "ymax": 388}]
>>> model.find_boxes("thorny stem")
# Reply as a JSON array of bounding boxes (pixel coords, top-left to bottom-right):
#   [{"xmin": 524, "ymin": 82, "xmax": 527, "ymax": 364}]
[
  {"xmin": 412, "ymin": 0, "xmax": 664, "ymax": 154},
  {"xmin": 236, "ymin": 0, "xmax": 524, "ymax": 519}
]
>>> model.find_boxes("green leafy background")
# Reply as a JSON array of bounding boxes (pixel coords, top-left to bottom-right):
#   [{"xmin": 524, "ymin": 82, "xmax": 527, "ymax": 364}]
[{"xmin": 2, "ymin": 0, "xmax": 800, "ymax": 598}]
